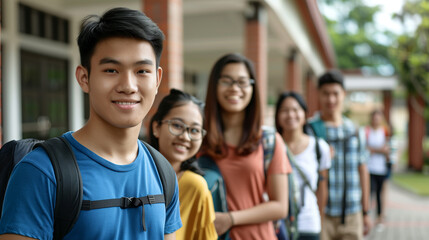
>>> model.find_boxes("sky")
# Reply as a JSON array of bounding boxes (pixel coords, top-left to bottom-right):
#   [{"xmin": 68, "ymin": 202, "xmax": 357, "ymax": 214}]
[
  {"xmin": 364, "ymin": 0, "xmax": 408, "ymax": 35},
  {"xmin": 318, "ymin": 0, "xmax": 418, "ymax": 44}
]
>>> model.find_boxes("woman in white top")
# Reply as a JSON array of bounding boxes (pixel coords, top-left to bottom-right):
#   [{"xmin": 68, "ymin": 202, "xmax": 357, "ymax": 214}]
[
  {"xmin": 366, "ymin": 109, "xmax": 391, "ymax": 227},
  {"xmin": 275, "ymin": 91, "xmax": 331, "ymax": 240}
]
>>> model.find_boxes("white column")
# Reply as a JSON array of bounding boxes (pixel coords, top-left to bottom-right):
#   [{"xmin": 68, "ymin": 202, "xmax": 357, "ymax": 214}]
[
  {"xmin": 69, "ymin": 17, "xmax": 85, "ymax": 131},
  {"xmin": 3, "ymin": 0, "xmax": 21, "ymax": 141}
]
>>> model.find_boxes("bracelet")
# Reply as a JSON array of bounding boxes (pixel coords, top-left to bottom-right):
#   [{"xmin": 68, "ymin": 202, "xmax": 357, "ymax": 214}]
[
  {"xmin": 228, "ymin": 212, "xmax": 235, "ymax": 226},
  {"xmin": 362, "ymin": 210, "xmax": 369, "ymax": 216}
]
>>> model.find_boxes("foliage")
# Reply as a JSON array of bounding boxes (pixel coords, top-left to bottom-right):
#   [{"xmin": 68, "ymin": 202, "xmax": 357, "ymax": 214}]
[
  {"xmin": 392, "ymin": 0, "xmax": 429, "ymax": 119},
  {"xmin": 318, "ymin": 0, "xmax": 396, "ymax": 75}
]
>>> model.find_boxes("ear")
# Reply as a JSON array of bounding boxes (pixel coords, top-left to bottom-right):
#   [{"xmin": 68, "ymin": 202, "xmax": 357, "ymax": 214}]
[
  {"xmin": 152, "ymin": 121, "xmax": 161, "ymax": 138},
  {"xmin": 155, "ymin": 66, "xmax": 163, "ymax": 94},
  {"xmin": 76, "ymin": 65, "xmax": 90, "ymax": 93}
]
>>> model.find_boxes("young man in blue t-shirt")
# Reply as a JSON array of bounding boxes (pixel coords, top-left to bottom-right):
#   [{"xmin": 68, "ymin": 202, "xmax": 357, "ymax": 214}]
[
  {"xmin": 0, "ymin": 7, "xmax": 182, "ymax": 240},
  {"xmin": 308, "ymin": 70, "xmax": 371, "ymax": 240}
]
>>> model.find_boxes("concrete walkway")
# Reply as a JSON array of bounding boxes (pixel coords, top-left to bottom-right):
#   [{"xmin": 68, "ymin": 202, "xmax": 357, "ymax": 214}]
[{"xmin": 365, "ymin": 181, "xmax": 429, "ymax": 240}]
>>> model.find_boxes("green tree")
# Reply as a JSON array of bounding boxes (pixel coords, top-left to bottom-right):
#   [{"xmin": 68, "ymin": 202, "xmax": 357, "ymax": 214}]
[
  {"xmin": 393, "ymin": 0, "xmax": 429, "ymax": 119},
  {"xmin": 318, "ymin": 0, "xmax": 396, "ymax": 75}
]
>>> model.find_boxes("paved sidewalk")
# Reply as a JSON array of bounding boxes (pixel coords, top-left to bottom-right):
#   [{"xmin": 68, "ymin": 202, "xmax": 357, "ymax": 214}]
[{"xmin": 365, "ymin": 181, "xmax": 429, "ymax": 240}]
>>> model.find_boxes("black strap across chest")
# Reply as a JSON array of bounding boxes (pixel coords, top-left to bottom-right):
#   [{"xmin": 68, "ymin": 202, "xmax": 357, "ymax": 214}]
[{"xmin": 81, "ymin": 194, "xmax": 165, "ymax": 231}]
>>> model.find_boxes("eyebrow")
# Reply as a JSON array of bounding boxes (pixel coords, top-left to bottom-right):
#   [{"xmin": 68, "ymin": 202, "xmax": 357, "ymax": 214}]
[
  {"xmin": 220, "ymin": 75, "xmax": 249, "ymax": 79},
  {"xmin": 170, "ymin": 117, "xmax": 202, "ymax": 126},
  {"xmin": 99, "ymin": 58, "xmax": 154, "ymax": 66}
]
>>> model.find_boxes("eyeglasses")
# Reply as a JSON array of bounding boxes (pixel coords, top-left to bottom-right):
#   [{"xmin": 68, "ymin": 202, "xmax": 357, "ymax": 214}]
[
  {"xmin": 218, "ymin": 76, "xmax": 255, "ymax": 88},
  {"xmin": 161, "ymin": 119, "xmax": 207, "ymax": 141}
]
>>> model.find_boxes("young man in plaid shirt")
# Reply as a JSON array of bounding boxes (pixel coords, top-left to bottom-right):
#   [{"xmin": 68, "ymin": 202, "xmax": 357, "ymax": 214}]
[{"xmin": 309, "ymin": 70, "xmax": 371, "ymax": 240}]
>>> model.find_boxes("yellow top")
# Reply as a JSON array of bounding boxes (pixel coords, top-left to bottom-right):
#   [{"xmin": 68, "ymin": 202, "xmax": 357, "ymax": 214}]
[{"xmin": 175, "ymin": 170, "xmax": 217, "ymax": 240}]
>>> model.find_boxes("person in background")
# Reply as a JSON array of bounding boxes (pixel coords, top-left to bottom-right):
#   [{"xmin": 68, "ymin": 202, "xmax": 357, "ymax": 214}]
[
  {"xmin": 365, "ymin": 109, "xmax": 391, "ymax": 231},
  {"xmin": 149, "ymin": 89, "xmax": 217, "ymax": 240},
  {"xmin": 0, "ymin": 7, "xmax": 182, "ymax": 239},
  {"xmin": 275, "ymin": 91, "xmax": 331, "ymax": 240},
  {"xmin": 199, "ymin": 53, "xmax": 291, "ymax": 239},
  {"xmin": 308, "ymin": 69, "xmax": 371, "ymax": 240}
]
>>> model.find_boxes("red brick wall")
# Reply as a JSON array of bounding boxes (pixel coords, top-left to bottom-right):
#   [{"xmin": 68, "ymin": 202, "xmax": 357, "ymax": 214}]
[
  {"xmin": 142, "ymin": 0, "xmax": 183, "ymax": 131},
  {"xmin": 245, "ymin": 2, "xmax": 267, "ymax": 117},
  {"xmin": 286, "ymin": 48, "xmax": 302, "ymax": 93},
  {"xmin": 0, "ymin": 0, "xmax": 2, "ymax": 146},
  {"xmin": 383, "ymin": 90, "xmax": 392, "ymax": 124},
  {"xmin": 306, "ymin": 72, "xmax": 318, "ymax": 118},
  {"xmin": 408, "ymin": 95, "xmax": 425, "ymax": 171}
]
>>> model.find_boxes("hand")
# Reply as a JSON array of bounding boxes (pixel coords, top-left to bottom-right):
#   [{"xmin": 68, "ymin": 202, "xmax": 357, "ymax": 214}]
[
  {"xmin": 363, "ymin": 214, "xmax": 372, "ymax": 236},
  {"xmin": 382, "ymin": 145, "xmax": 390, "ymax": 155},
  {"xmin": 214, "ymin": 212, "xmax": 234, "ymax": 235}
]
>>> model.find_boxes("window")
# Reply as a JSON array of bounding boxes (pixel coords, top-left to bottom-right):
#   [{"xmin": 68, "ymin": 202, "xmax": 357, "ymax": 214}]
[
  {"xmin": 19, "ymin": 3, "xmax": 69, "ymax": 44},
  {"xmin": 21, "ymin": 50, "xmax": 69, "ymax": 139}
]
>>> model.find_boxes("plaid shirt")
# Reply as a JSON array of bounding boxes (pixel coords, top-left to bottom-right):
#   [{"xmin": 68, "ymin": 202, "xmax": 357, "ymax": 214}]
[{"xmin": 309, "ymin": 114, "xmax": 367, "ymax": 216}]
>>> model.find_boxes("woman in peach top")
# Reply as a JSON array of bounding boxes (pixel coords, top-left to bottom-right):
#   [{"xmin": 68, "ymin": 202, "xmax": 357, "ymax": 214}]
[{"xmin": 199, "ymin": 53, "xmax": 291, "ymax": 239}]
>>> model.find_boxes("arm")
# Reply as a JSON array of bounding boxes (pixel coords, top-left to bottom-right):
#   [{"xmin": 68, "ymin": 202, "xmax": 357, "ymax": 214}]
[
  {"xmin": 214, "ymin": 174, "xmax": 288, "ymax": 235},
  {"xmin": 316, "ymin": 169, "xmax": 329, "ymax": 220},
  {"xmin": 358, "ymin": 164, "xmax": 371, "ymax": 235},
  {"xmin": 0, "ymin": 235, "xmax": 37, "ymax": 240},
  {"xmin": 164, "ymin": 178, "xmax": 183, "ymax": 236},
  {"xmin": 215, "ymin": 173, "xmax": 288, "ymax": 235},
  {"xmin": 367, "ymin": 145, "xmax": 390, "ymax": 156},
  {"xmin": 0, "ymin": 151, "xmax": 56, "ymax": 239},
  {"xmin": 164, "ymin": 233, "xmax": 176, "ymax": 240},
  {"xmin": 232, "ymin": 173, "xmax": 288, "ymax": 224}
]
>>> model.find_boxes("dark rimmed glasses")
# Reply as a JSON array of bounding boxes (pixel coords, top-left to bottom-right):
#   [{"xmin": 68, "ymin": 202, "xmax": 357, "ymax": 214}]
[
  {"xmin": 218, "ymin": 76, "xmax": 255, "ymax": 88},
  {"xmin": 161, "ymin": 119, "xmax": 206, "ymax": 141}
]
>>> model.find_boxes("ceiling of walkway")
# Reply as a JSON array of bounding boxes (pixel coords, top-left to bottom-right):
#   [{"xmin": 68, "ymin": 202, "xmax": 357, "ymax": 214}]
[{"xmin": 21, "ymin": 0, "xmax": 312, "ymax": 96}]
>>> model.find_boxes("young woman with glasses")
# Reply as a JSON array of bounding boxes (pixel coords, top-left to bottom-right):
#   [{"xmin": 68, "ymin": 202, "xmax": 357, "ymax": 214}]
[
  {"xmin": 149, "ymin": 89, "xmax": 217, "ymax": 240},
  {"xmin": 199, "ymin": 53, "xmax": 291, "ymax": 239}
]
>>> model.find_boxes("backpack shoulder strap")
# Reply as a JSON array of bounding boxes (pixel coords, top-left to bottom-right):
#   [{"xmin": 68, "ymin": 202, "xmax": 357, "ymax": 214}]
[
  {"xmin": 314, "ymin": 137, "xmax": 321, "ymax": 165},
  {"xmin": 141, "ymin": 141, "xmax": 176, "ymax": 208},
  {"xmin": 289, "ymin": 150, "xmax": 316, "ymax": 195},
  {"xmin": 308, "ymin": 117, "xmax": 327, "ymax": 140},
  {"xmin": 198, "ymin": 155, "xmax": 221, "ymax": 173},
  {"xmin": 365, "ymin": 126, "xmax": 370, "ymax": 142},
  {"xmin": 36, "ymin": 137, "xmax": 82, "ymax": 240},
  {"xmin": 261, "ymin": 126, "xmax": 276, "ymax": 178},
  {"xmin": 198, "ymin": 155, "xmax": 229, "ymax": 213}
]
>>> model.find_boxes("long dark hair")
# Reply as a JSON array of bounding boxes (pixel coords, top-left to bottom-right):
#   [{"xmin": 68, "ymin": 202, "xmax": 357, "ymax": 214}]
[
  {"xmin": 201, "ymin": 53, "xmax": 262, "ymax": 159},
  {"xmin": 275, "ymin": 91, "xmax": 308, "ymax": 134},
  {"xmin": 149, "ymin": 89, "xmax": 205, "ymax": 175}
]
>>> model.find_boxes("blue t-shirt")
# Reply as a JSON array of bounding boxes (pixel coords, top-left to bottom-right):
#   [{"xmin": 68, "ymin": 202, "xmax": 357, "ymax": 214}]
[{"xmin": 0, "ymin": 132, "xmax": 182, "ymax": 240}]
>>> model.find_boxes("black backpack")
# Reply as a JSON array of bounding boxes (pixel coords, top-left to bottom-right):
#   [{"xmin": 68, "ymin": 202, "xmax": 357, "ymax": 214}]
[{"xmin": 0, "ymin": 136, "xmax": 176, "ymax": 239}]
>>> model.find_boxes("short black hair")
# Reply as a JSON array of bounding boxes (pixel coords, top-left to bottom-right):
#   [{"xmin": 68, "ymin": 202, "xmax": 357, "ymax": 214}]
[
  {"xmin": 318, "ymin": 69, "xmax": 344, "ymax": 89},
  {"xmin": 77, "ymin": 7, "xmax": 164, "ymax": 74},
  {"xmin": 149, "ymin": 89, "xmax": 205, "ymax": 175}
]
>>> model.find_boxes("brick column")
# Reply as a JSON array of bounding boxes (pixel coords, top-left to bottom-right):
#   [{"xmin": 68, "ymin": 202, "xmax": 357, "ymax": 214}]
[
  {"xmin": 245, "ymin": 1, "xmax": 267, "ymax": 116},
  {"xmin": 407, "ymin": 95, "xmax": 425, "ymax": 171},
  {"xmin": 305, "ymin": 71, "xmax": 318, "ymax": 117},
  {"xmin": 0, "ymin": 0, "xmax": 2, "ymax": 146},
  {"xmin": 142, "ymin": 0, "xmax": 183, "ymax": 133},
  {"xmin": 286, "ymin": 48, "xmax": 301, "ymax": 93},
  {"xmin": 383, "ymin": 90, "xmax": 392, "ymax": 124}
]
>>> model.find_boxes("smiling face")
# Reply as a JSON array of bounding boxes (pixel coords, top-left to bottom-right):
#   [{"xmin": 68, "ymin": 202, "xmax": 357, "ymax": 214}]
[
  {"xmin": 277, "ymin": 97, "xmax": 306, "ymax": 133},
  {"xmin": 152, "ymin": 102, "xmax": 204, "ymax": 168},
  {"xmin": 216, "ymin": 63, "xmax": 253, "ymax": 114},
  {"xmin": 76, "ymin": 37, "xmax": 162, "ymax": 130}
]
